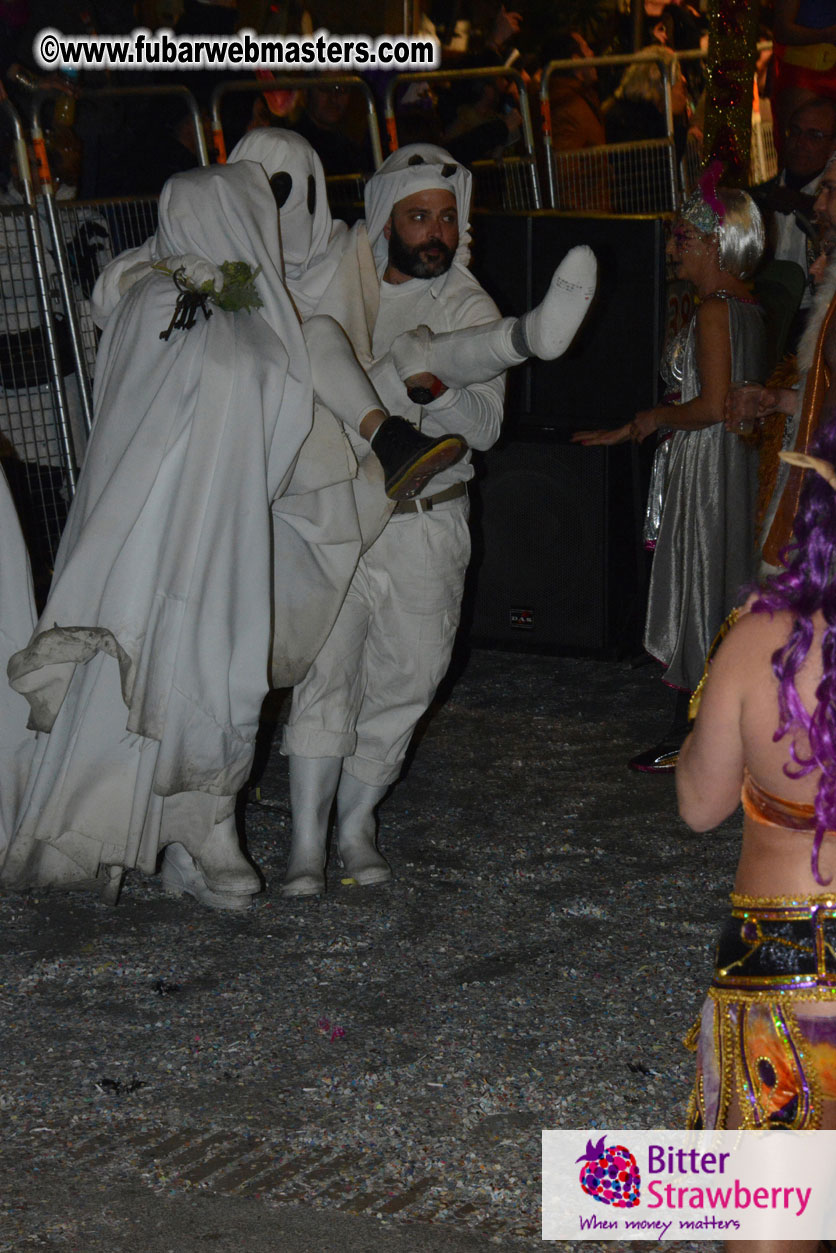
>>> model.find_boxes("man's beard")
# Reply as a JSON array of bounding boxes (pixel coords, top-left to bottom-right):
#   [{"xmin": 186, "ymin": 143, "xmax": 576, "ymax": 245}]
[{"xmin": 388, "ymin": 221, "xmax": 455, "ymax": 279}]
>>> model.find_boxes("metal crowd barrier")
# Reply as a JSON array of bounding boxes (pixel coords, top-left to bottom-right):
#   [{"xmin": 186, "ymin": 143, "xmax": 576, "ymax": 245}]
[
  {"xmin": 211, "ymin": 75, "xmax": 383, "ymax": 220},
  {"xmin": 0, "ymin": 98, "xmax": 78, "ymax": 574},
  {"xmin": 750, "ymin": 94, "xmax": 779, "ymax": 186},
  {"xmin": 384, "ymin": 66, "xmax": 542, "ymax": 210},
  {"xmin": 56, "ymin": 195, "xmax": 159, "ymax": 377},
  {"xmin": 29, "ymin": 86, "xmax": 208, "ymax": 433},
  {"xmin": 681, "ymin": 130, "xmax": 703, "ymax": 199},
  {"xmin": 541, "ymin": 52, "xmax": 680, "ymax": 213}
]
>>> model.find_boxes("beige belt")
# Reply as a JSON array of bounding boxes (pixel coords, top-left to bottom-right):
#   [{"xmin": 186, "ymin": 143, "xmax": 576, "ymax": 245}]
[{"xmin": 392, "ymin": 481, "xmax": 467, "ymax": 515}]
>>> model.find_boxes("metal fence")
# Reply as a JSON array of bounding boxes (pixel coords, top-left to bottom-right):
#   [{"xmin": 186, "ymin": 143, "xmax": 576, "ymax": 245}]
[
  {"xmin": 541, "ymin": 52, "xmax": 680, "ymax": 213},
  {"xmin": 384, "ymin": 67, "xmax": 542, "ymax": 211},
  {"xmin": 0, "ymin": 99, "xmax": 78, "ymax": 580},
  {"xmin": 57, "ymin": 196, "xmax": 158, "ymax": 377},
  {"xmin": 542, "ymin": 47, "xmax": 778, "ymax": 213},
  {"xmin": 549, "ymin": 136, "xmax": 678, "ymax": 214},
  {"xmin": 211, "ymin": 75, "xmax": 383, "ymax": 219},
  {"xmin": 751, "ymin": 94, "xmax": 779, "ymax": 186}
]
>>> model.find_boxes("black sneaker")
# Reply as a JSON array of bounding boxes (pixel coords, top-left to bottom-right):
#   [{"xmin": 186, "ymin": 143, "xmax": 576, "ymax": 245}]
[{"xmin": 371, "ymin": 415, "xmax": 467, "ymax": 501}]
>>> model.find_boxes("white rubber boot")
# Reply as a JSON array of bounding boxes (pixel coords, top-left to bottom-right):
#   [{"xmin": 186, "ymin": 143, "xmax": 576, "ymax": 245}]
[
  {"xmin": 336, "ymin": 773, "xmax": 392, "ymax": 887},
  {"xmin": 192, "ymin": 814, "xmax": 261, "ymax": 896},
  {"xmin": 162, "ymin": 843, "xmax": 253, "ymax": 911},
  {"xmin": 389, "ymin": 244, "xmax": 598, "ymax": 387},
  {"xmin": 282, "ymin": 755, "xmax": 343, "ymax": 898},
  {"xmin": 517, "ymin": 243, "xmax": 598, "ymax": 359}
]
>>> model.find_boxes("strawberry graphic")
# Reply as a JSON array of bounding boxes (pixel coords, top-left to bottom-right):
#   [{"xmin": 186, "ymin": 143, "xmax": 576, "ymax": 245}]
[{"xmin": 576, "ymin": 1136, "xmax": 641, "ymax": 1207}]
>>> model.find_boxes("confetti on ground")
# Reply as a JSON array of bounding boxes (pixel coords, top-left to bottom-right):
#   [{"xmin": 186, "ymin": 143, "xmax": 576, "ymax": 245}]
[{"xmin": 0, "ymin": 651, "xmax": 734, "ymax": 1251}]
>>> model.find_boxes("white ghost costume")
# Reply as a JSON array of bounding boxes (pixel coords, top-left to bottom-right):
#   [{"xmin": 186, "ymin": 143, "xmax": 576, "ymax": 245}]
[
  {"xmin": 0, "ymin": 162, "xmax": 382, "ymax": 900},
  {"xmin": 227, "ymin": 129, "xmax": 350, "ymax": 320},
  {"xmin": 90, "ymin": 133, "xmax": 394, "ymax": 683},
  {"xmin": 227, "ymin": 131, "xmax": 397, "ymax": 644},
  {"xmin": 0, "ymin": 465, "xmax": 36, "ymax": 855}
]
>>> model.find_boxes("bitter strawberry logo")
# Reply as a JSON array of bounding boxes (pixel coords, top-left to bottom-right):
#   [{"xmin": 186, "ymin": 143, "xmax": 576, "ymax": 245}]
[{"xmin": 576, "ymin": 1136, "xmax": 641, "ymax": 1207}]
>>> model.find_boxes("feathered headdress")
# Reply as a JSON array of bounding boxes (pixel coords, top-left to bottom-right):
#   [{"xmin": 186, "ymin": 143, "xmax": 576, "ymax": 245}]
[{"xmin": 681, "ymin": 160, "xmax": 725, "ymax": 235}]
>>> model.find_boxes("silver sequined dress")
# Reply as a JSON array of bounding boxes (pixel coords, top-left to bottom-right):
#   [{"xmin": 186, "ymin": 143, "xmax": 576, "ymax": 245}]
[{"xmin": 643, "ymin": 295, "xmax": 768, "ymax": 691}]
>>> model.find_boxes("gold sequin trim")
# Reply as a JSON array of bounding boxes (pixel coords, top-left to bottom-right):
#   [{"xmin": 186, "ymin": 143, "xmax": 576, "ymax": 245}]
[
  {"xmin": 709, "ymin": 984, "xmax": 836, "ymax": 1004},
  {"xmin": 730, "ymin": 893, "xmax": 836, "ymax": 908}
]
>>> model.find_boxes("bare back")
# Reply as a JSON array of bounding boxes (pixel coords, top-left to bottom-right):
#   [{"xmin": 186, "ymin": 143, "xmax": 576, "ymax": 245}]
[{"xmin": 677, "ymin": 607, "xmax": 836, "ymax": 897}]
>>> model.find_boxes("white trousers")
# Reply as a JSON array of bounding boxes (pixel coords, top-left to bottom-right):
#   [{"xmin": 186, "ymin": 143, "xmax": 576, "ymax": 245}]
[{"xmin": 282, "ymin": 498, "xmax": 470, "ymax": 786}]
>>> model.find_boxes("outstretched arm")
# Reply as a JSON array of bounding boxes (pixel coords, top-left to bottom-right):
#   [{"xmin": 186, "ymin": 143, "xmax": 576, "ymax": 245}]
[
  {"xmin": 91, "ymin": 244, "xmax": 224, "ymax": 328},
  {"xmin": 574, "ymin": 299, "xmax": 734, "ymax": 447},
  {"xmin": 677, "ymin": 619, "xmax": 748, "ymax": 830},
  {"xmin": 389, "ymin": 246, "xmax": 598, "ymax": 392}
]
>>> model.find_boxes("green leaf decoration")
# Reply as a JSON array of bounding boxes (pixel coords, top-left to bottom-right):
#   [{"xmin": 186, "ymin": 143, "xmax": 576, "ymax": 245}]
[
  {"xmin": 154, "ymin": 259, "xmax": 263, "ymax": 314},
  {"xmin": 210, "ymin": 261, "xmax": 263, "ymax": 313}
]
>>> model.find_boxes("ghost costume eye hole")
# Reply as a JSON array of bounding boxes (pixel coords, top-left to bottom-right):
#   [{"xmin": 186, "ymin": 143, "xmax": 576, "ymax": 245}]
[
  {"xmin": 407, "ymin": 154, "xmax": 425, "ymax": 166},
  {"xmin": 441, "ymin": 163, "xmax": 457, "ymax": 177},
  {"xmin": 270, "ymin": 172, "xmax": 292, "ymax": 209},
  {"xmin": 307, "ymin": 174, "xmax": 316, "ymax": 215}
]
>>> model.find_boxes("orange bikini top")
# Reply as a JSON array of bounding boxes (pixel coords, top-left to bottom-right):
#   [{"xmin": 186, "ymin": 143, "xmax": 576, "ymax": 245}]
[{"xmin": 741, "ymin": 768, "xmax": 818, "ymax": 833}]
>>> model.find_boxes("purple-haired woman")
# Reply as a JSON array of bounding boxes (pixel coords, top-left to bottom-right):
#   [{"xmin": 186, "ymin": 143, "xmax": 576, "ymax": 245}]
[{"xmin": 678, "ymin": 418, "xmax": 836, "ymax": 1160}]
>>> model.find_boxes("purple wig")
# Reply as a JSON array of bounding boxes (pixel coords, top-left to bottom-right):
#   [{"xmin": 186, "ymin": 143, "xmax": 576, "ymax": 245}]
[{"xmin": 754, "ymin": 408, "xmax": 836, "ymax": 884}]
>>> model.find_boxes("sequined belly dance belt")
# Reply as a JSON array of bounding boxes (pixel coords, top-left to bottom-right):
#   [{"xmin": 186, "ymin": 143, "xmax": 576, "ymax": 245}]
[{"xmin": 713, "ymin": 896, "xmax": 836, "ymax": 993}]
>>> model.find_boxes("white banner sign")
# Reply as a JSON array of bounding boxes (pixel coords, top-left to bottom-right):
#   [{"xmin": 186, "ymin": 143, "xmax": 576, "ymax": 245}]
[{"xmin": 543, "ymin": 1130, "xmax": 836, "ymax": 1241}]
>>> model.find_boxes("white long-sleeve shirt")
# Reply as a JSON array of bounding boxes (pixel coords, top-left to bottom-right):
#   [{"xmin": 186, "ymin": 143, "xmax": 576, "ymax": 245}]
[{"xmin": 363, "ymin": 261, "xmax": 505, "ymax": 495}]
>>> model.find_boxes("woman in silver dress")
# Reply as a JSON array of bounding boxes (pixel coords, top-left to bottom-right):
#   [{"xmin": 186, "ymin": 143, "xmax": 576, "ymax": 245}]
[{"xmin": 574, "ymin": 170, "xmax": 768, "ymax": 771}]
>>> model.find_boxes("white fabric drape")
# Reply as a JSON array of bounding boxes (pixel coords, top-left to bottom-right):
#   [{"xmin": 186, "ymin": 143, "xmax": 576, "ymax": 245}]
[
  {"xmin": 3, "ymin": 163, "xmax": 315, "ymax": 888},
  {"xmin": 0, "ymin": 466, "xmax": 36, "ymax": 854}
]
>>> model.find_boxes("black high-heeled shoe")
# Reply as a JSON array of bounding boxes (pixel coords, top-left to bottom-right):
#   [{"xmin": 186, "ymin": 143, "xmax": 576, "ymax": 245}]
[{"xmin": 628, "ymin": 739, "xmax": 682, "ymax": 773}]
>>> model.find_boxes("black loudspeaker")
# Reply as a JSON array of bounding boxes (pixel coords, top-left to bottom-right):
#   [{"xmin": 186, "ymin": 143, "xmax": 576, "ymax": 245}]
[
  {"xmin": 466, "ymin": 436, "xmax": 639, "ymax": 651},
  {"xmin": 464, "ymin": 211, "xmax": 664, "ymax": 650},
  {"xmin": 470, "ymin": 212, "xmax": 666, "ymax": 426}
]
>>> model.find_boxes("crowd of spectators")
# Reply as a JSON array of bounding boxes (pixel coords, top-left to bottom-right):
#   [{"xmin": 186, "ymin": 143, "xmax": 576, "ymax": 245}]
[{"xmin": 1, "ymin": 1, "xmax": 828, "ymax": 200}]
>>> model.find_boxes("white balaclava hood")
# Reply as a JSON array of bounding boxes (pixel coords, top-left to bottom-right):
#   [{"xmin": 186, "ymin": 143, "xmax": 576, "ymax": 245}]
[
  {"xmin": 364, "ymin": 143, "xmax": 472, "ymax": 274},
  {"xmin": 227, "ymin": 129, "xmax": 348, "ymax": 316}
]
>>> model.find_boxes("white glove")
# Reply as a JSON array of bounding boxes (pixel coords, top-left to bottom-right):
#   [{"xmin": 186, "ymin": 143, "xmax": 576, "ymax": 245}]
[
  {"xmin": 156, "ymin": 254, "xmax": 224, "ymax": 293},
  {"xmin": 389, "ymin": 325, "xmax": 434, "ymax": 382}
]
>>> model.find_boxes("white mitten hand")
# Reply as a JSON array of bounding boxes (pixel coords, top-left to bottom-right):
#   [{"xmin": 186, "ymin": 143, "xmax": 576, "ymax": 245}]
[
  {"xmin": 156, "ymin": 254, "xmax": 224, "ymax": 293},
  {"xmin": 390, "ymin": 325, "xmax": 434, "ymax": 382}
]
